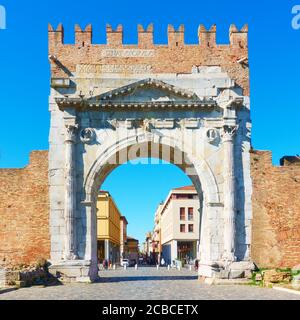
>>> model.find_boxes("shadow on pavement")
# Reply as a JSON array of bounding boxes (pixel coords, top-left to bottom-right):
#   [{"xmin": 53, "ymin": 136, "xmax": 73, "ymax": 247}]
[{"xmin": 95, "ymin": 275, "xmax": 198, "ymax": 283}]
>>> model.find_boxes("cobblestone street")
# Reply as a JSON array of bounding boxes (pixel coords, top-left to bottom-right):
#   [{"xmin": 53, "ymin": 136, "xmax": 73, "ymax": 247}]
[{"xmin": 0, "ymin": 267, "xmax": 299, "ymax": 300}]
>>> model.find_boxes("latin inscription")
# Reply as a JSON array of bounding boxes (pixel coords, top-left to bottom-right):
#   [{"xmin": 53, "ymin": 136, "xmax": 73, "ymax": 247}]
[
  {"xmin": 101, "ymin": 49, "xmax": 155, "ymax": 58},
  {"xmin": 76, "ymin": 64, "xmax": 152, "ymax": 75}
]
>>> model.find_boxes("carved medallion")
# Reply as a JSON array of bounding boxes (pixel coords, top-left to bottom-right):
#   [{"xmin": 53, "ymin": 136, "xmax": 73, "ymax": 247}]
[
  {"xmin": 206, "ymin": 128, "xmax": 219, "ymax": 144},
  {"xmin": 80, "ymin": 128, "xmax": 96, "ymax": 144}
]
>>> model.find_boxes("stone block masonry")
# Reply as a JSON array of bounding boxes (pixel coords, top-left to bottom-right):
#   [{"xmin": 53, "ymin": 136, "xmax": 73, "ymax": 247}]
[
  {"xmin": 251, "ymin": 150, "xmax": 300, "ymax": 268},
  {"xmin": 0, "ymin": 151, "xmax": 50, "ymax": 268}
]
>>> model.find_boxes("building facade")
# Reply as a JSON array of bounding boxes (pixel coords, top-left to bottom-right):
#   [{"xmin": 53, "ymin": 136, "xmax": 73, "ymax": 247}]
[
  {"xmin": 96, "ymin": 191, "xmax": 125, "ymax": 265},
  {"xmin": 143, "ymin": 231, "xmax": 152, "ymax": 257},
  {"xmin": 160, "ymin": 186, "xmax": 200, "ymax": 265},
  {"xmin": 151, "ymin": 204, "xmax": 163, "ymax": 263},
  {"xmin": 124, "ymin": 236, "xmax": 139, "ymax": 264},
  {"xmin": 120, "ymin": 216, "xmax": 128, "ymax": 260}
]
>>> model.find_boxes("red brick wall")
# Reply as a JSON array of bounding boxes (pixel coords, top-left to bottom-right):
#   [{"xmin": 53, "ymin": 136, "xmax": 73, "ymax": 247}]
[
  {"xmin": 48, "ymin": 24, "xmax": 249, "ymax": 96},
  {"xmin": 251, "ymin": 150, "xmax": 300, "ymax": 268},
  {"xmin": 0, "ymin": 151, "xmax": 50, "ymax": 268}
]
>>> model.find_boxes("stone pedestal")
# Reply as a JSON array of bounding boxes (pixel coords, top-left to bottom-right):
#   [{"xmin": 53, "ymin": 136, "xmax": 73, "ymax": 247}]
[
  {"xmin": 198, "ymin": 260, "xmax": 255, "ymax": 280},
  {"xmin": 48, "ymin": 260, "xmax": 98, "ymax": 283}
]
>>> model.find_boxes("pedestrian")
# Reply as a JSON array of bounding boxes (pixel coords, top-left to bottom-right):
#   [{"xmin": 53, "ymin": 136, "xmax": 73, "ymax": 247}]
[{"xmin": 194, "ymin": 259, "xmax": 199, "ymax": 271}]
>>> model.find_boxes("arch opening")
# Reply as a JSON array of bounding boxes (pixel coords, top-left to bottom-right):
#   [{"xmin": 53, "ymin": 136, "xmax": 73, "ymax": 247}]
[{"xmin": 78, "ymin": 138, "xmax": 222, "ymax": 280}]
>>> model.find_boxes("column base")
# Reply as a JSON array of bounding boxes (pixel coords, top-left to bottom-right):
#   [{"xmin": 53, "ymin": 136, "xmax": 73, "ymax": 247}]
[
  {"xmin": 198, "ymin": 260, "xmax": 255, "ymax": 280},
  {"xmin": 48, "ymin": 260, "xmax": 99, "ymax": 283}
]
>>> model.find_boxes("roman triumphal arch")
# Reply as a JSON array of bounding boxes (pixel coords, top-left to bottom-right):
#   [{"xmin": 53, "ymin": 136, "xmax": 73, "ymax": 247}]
[{"xmin": 48, "ymin": 23, "xmax": 253, "ymax": 282}]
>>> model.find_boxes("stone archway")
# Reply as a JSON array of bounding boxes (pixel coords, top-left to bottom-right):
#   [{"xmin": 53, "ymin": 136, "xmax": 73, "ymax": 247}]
[
  {"xmin": 47, "ymin": 24, "xmax": 253, "ymax": 281},
  {"xmin": 79, "ymin": 134, "xmax": 222, "ymax": 281}
]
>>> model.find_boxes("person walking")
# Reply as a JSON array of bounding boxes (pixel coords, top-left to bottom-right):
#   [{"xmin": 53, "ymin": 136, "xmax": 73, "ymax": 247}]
[{"xmin": 194, "ymin": 259, "xmax": 199, "ymax": 271}]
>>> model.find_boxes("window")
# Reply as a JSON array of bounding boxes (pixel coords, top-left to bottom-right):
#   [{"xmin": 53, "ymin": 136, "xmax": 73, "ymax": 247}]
[
  {"xmin": 188, "ymin": 207, "xmax": 194, "ymax": 221},
  {"xmin": 180, "ymin": 207, "xmax": 185, "ymax": 220},
  {"xmin": 188, "ymin": 224, "xmax": 194, "ymax": 233},
  {"xmin": 180, "ymin": 224, "xmax": 185, "ymax": 233}
]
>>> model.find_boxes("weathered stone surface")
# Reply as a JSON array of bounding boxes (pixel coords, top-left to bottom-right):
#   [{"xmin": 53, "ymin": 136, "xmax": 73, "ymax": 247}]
[
  {"xmin": 47, "ymin": 24, "xmax": 253, "ymax": 282},
  {"xmin": 0, "ymin": 269, "xmax": 20, "ymax": 287},
  {"xmin": 263, "ymin": 270, "xmax": 292, "ymax": 284}
]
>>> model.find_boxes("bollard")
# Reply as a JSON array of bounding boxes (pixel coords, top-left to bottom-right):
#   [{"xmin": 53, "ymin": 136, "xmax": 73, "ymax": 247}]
[
  {"xmin": 167, "ymin": 265, "xmax": 170, "ymax": 270},
  {"xmin": 177, "ymin": 265, "xmax": 181, "ymax": 271},
  {"xmin": 156, "ymin": 264, "xmax": 159, "ymax": 270},
  {"xmin": 189, "ymin": 265, "xmax": 192, "ymax": 271},
  {"xmin": 113, "ymin": 264, "xmax": 116, "ymax": 270},
  {"xmin": 135, "ymin": 264, "xmax": 138, "ymax": 270},
  {"xmin": 124, "ymin": 264, "xmax": 127, "ymax": 270}
]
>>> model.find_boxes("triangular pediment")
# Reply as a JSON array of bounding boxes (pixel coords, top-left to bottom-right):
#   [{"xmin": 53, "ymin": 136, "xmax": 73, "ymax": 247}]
[
  {"xmin": 55, "ymin": 78, "xmax": 218, "ymax": 110},
  {"xmin": 88, "ymin": 78, "xmax": 199, "ymax": 103}
]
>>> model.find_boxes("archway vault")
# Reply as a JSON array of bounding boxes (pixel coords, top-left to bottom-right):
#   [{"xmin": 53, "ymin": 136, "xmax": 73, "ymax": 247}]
[{"xmin": 83, "ymin": 133, "xmax": 221, "ymax": 206}]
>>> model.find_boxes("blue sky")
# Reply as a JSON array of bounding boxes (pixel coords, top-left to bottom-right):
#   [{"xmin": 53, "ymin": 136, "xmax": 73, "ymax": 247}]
[{"xmin": 0, "ymin": 1, "xmax": 299, "ymax": 244}]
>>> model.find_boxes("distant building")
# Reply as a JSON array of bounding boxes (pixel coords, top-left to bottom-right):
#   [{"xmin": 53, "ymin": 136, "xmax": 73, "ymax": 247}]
[
  {"xmin": 151, "ymin": 203, "xmax": 163, "ymax": 263},
  {"xmin": 143, "ymin": 231, "xmax": 152, "ymax": 257},
  {"xmin": 96, "ymin": 191, "xmax": 127, "ymax": 265},
  {"xmin": 120, "ymin": 216, "xmax": 128, "ymax": 260},
  {"xmin": 124, "ymin": 236, "xmax": 139, "ymax": 263},
  {"xmin": 159, "ymin": 185, "xmax": 200, "ymax": 264}
]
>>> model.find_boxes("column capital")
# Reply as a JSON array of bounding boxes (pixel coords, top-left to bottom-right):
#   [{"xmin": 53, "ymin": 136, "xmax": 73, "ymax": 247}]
[
  {"xmin": 65, "ymin": 124, "xmax": 79, "ymax": 143},
  {"xmin": 221, "ymin": 124, "xmax": 238, "ymax": 142}
]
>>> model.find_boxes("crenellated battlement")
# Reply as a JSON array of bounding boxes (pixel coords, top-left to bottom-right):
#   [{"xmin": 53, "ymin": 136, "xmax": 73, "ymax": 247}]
[
  {"xmin": 48, "ymin": 23, "xmax": 248, "ymax": 48},
  {"xmin": 48, "ymin": 23, "xmax": 249, "ymax": 96}
]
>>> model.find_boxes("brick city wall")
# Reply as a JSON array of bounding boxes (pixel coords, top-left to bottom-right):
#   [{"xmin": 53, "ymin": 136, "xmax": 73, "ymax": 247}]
[
  {"xmin": 48, "ymin": 23, "xmax": 249, "ymax": 96},
  {"xmin": 0, "ymin": 149, "xmax": 299, "ymax": 269},
  {"xmin": 251, "ymin": 150, "xmax": 300, "ymax": 268},
  {"xmin": 0, "ymin": 151, "xmax": 50, "ymax": 268}
]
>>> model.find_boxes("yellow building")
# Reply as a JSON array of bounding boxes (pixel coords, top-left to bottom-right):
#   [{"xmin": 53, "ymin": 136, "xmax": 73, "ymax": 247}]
[{"xmin": 97, "ymin": 191, "xmax": 125, "ymax": 264}]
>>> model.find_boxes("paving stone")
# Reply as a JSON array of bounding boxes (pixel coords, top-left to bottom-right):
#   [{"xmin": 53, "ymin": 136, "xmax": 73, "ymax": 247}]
[{"xmin": 0, "ymin": 267, "xmax": 299, "ymax": 300}]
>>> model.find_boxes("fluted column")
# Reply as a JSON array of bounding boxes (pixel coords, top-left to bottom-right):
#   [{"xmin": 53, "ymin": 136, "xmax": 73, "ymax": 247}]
[
  {"xmin": 222, "ymin": 124, "xmax": 238, "ymax": 263},
  {"xmin": 64, "ymin": 124, "xmax": 78, "ymax": 260}
]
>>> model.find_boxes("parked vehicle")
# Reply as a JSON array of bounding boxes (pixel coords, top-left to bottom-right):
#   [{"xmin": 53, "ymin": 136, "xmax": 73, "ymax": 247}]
[{"xmin": 120, "ymin": 259, "xmax": 129, "ymax": 267}]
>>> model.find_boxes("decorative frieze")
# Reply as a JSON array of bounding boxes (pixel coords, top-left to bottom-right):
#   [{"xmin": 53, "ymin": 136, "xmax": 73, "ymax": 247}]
[
  {"xmin": 204, "ymin": 118, "xmax": 224, "ymax": 128},
  {"xmin": 184, "ymin": 118, "xmax": 199, "ymax": 129},
  {"xmin": 153, "ymin": 118, "xmax": 174, "ymax": 129}
]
